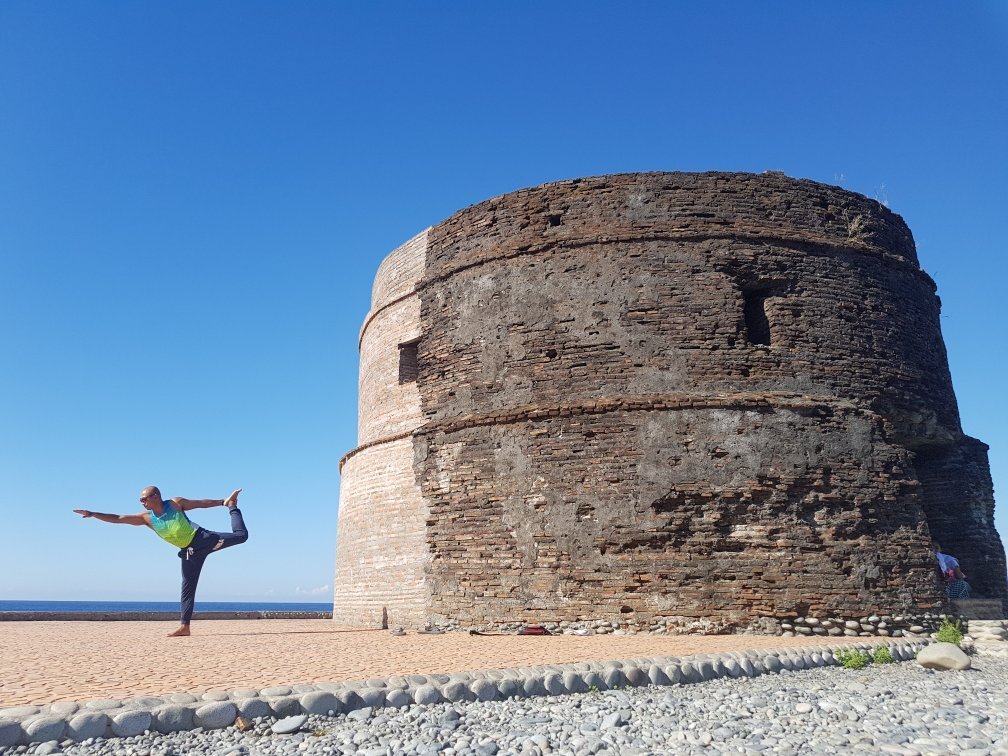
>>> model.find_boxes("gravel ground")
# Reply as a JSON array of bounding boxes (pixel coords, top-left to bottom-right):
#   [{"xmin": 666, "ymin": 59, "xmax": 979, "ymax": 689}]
[{"xmin": 6, "ymin": 656, "xmax": 1007, "ymax": 756}]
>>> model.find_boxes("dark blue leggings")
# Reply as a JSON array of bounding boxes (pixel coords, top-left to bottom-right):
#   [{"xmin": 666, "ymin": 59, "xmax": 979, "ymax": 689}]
[{"xmin": 179, "ymin": 507, "xmax": 248, "ymax": 625}]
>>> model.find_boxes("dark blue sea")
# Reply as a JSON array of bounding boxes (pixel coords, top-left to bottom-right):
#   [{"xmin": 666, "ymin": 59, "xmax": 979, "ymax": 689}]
[{"xmin": 0, "ymin": 600, "xmax": 330, "ymax": 613}]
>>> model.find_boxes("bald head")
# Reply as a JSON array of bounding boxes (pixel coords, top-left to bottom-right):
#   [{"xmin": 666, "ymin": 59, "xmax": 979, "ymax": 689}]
[{"xmin": 140, "ymin": 486, "xmax": 162, "ymax": 509}]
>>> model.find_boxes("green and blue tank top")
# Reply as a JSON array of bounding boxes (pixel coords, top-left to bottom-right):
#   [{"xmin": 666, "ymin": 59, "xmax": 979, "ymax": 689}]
[{"xmin": 149, "ymin": 502, "xmax": 198, "ymax": 548}]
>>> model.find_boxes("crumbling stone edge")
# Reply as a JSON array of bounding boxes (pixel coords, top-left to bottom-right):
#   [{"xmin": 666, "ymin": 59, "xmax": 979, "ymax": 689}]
[{"xmin": 0, "ymin": 639, "xmax": 929, "ymax": 748}]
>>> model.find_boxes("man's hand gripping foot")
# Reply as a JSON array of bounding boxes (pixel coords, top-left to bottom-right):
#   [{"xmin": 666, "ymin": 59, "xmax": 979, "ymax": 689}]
[{"xmin": 224, "ymin": 488, "xmax": 242, "ymax": 509}]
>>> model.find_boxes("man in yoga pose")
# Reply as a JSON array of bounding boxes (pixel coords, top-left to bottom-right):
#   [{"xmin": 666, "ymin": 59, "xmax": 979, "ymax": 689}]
[{"xmin": 73, "ymin": 486, "xmax": 248, "ymax": 637}]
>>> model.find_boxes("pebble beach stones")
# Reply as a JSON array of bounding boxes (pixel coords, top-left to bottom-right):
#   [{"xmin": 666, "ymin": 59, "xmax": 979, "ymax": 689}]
[
  {"xmin": 0, "ymin": 638, "xmax": 942, "ymax": 750},
  {"xmin": 270, "ymin": 713, "xmax": 308, "ymax": 734},
  {"xmin": 4, "ymin": 653, "xmax": 1004, "ymax": 756}
]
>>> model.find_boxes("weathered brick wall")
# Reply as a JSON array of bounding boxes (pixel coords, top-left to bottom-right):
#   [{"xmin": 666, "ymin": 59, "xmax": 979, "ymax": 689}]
[
  {"xmin": 357, "ymin": 229, "xmax": 427, "ymax": 444},
  {"xmin": 419, "ymin": 173, "xmax": 959, "ymax": 438},
  {"xmin": 412, "ymin": 172, "xmax": 1005, "ymax": 626},
  {"xmin": 336, "ymin": 172, "xmax": 1006, "ymax": 630},
  {"xmin": 334, "ymin": 230, "xmax": 430, "ymax": 627},
  {"xmin": 334, "ymin": 438, "xmax": 431, "ymax": 628},
  {"xmin": 414, "ymin": 399, "xmax": 938, "ymax": 626},
  {"xmin": 369, "ymin": 229, "xmax": 428, "ymax": 313},
  {"xmin": 913, "ymin": 437, "xmax": 1006, "ymax": 599}
]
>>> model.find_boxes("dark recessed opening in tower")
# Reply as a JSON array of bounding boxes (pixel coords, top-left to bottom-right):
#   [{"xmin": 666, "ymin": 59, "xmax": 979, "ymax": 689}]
[
  {"xmin": 547, "ymin": 214, "xmax": 562, "ymax": 227},
  {"xmin": 743, "ymin": 290, "xmax": 772, "ymax": 346},
  {"xmin": 912, "ymin": 443, "xmax": 991, "ymax": 595},
  {"xmin": 398, "ymin": 339, "xmax": 420, "ymax": 384}
]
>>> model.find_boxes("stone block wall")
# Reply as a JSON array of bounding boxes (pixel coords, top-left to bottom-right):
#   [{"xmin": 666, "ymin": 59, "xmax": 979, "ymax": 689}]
[{"xmin": 335, "ymin": 172, "xmax": 1007, "ymax": 630}]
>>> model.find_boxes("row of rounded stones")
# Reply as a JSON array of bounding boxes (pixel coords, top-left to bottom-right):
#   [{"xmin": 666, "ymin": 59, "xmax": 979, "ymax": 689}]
[
  {"xmin": 0, "ymin": 640, "xmax": 928, "ymax": 747},
  {"xmin": 437, "ymin": 614, "xmax": 952, "ymax": 636},
  {"xmin": 968, "ymin": 620, "xmax": 1008, "ymax": 642},
  {"xmin": 778, "ymin": 615, "xmax": 948, "ymax": 638}
]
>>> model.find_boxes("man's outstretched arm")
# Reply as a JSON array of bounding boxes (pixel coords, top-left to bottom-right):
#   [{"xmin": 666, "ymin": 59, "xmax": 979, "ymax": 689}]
[
  {"xmin": 73, "ymin": 510, "xmax": 148, "ymax": 525},
  {"xmin": 173, "ymin": 497, "xmax": 225, "ymax": 510},
  {"xmin": 175, "ymin": 489, "xmax": 241, "ymax": 511}
]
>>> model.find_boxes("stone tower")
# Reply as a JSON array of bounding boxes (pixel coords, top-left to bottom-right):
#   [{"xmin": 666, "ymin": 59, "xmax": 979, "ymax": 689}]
[{"xmin": 334, "ymin": 171, "xmax": 1006, "ymax": 631}]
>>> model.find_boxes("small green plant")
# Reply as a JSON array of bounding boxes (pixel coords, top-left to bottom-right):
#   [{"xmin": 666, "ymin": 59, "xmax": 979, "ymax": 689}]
[
  {"xmin": 588, "ymin": 684, "xmax": 600, "ymax": 694},
  {"xmin": 836, "ymin": 649, "xmax": 871, "ymax": 670},
  {"xmin": 935, "ymin": 618, "xmax": 964, "ymax": 646},
  {"xmin": 872, "ymin": 646, "xmax": 894, "ymax": 664}
]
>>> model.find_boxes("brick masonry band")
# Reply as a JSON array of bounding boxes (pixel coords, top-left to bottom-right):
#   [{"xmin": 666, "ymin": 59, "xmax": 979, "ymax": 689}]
[
  {"xmin": 0, "ymin": 639, "xmax": 930, "ymax": 747},
  {"xmin": 333, "ymin": 171, "xmax": 1008, "ymax": 632},
  {"xmin": 338, "ymin": 393, "xmax": 836, "ymax": 473}
]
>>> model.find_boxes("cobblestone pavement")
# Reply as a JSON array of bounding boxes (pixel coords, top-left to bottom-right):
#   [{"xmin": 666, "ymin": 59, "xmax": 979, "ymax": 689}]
[{"xmin": 0, "ymin": 620, "xmax": 872, "ymax": 706}]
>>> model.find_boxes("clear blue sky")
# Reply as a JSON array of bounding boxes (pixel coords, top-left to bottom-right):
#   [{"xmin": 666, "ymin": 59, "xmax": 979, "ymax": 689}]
[{"xmin": 1, "ymin": 2, "xmax": 1005, "ymax": 602}]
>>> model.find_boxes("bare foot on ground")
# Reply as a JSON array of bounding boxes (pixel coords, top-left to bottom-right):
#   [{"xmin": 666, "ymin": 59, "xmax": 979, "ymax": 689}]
[{"xmin": 167, "ymin": 626, "xmax": 191, "ymax": 637}]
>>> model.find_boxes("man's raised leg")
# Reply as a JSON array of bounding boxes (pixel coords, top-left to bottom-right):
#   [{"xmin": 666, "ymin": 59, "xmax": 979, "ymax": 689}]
[{"xmin": 209, "ymin": 507, "xmax": 249, "ymax": 552}]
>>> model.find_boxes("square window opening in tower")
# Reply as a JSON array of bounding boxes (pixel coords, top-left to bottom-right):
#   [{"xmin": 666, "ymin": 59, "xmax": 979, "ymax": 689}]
[
  {"xmin": 743, "ymin": 290, "xmax": 772, "ymax": 346},
  {"xmin": 398, "ymin": 339, "xmax": 420, "ymax": 384}
]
